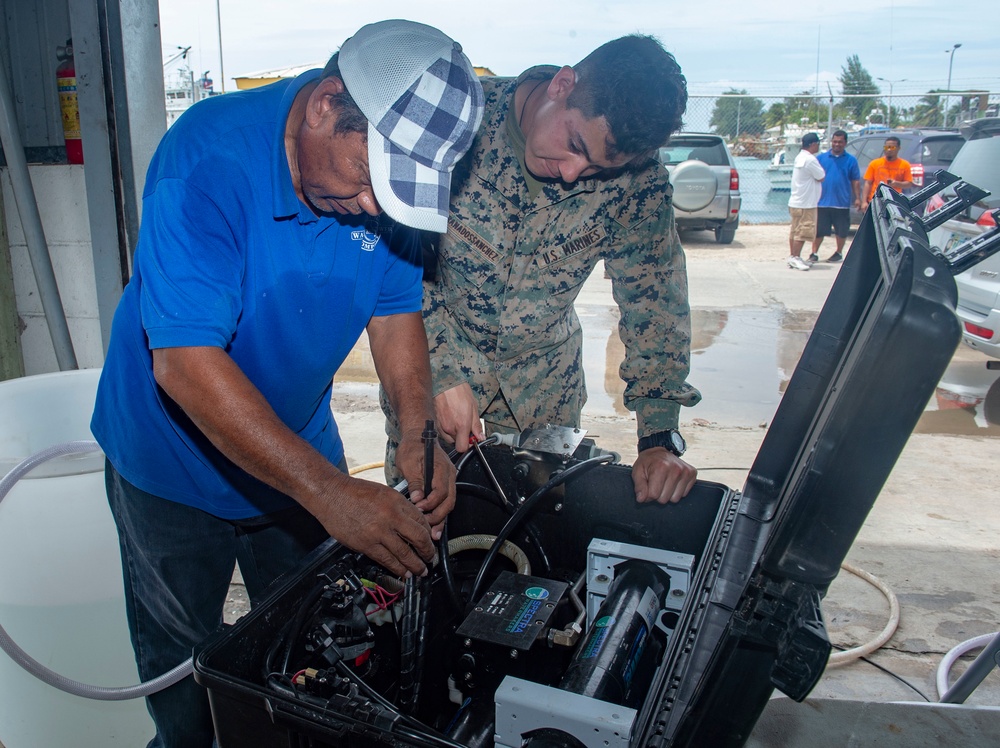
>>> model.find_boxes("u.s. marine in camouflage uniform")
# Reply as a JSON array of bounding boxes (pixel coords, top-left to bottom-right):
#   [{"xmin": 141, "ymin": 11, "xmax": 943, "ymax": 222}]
[{"xmin": 384, "ymin": 35, "xmax": 702, "ymax": 504}]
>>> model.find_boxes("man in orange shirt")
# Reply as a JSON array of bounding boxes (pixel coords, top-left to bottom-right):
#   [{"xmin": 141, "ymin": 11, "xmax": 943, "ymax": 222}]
[{"xmin": 861, "ymin": 136, "xmax": 914, "ymax": 211}]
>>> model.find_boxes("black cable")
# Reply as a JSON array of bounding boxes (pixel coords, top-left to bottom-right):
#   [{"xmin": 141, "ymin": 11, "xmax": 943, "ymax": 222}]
[
  {"xmin": 432, "ymin": 438, "xmax": 504, "ymax": 616},
  {"xmin": 333, "ymin": 661, "xmax": 466, "ymax": 748},
  {"xmin": 437, "ymin": 518, "xmax": 465, "ymax": 616},
  {"xmin": 398, "ymin": 576, "xmax": 419, "ymax": 712},
  {"xmin": 278, "ymin": 579, "xmax": 330, "ymax": 676},
  {"xmin": 413, "ymin": 575, "xmax": 431, "ymax": 708},
  {"xmin": 830, "ymin": 644, "xmax": 932, "ymax": 702},
  {"xmin": 453, "ymin": 482, "xmax": 552, "ymax": 579},
  {"xmin": 466, "ymin": 454, "xmax": 614, "ymax": 610},
  {"xmin": 455, "ymin": 481, "xmax": 508, "ymax": 508},
  {"xmin": 263, "ymin": 616, "xmax": 295, "ymax": 680},
  {"xmin": 398, "ymin": 575, "xmax": 432, "ymax": 714}
]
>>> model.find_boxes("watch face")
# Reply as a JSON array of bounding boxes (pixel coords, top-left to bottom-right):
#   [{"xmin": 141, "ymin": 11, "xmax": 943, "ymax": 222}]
[{"xmin": 669, "ymin": 430, "xmax": 686, "ymax": 454}]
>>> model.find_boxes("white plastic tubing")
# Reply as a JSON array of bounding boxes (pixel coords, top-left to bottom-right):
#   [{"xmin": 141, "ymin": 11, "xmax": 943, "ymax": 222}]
[
  {"xmin": 936, "ymin": 632, "xmax": 1000, "ymax": 700},
  {"xmin": 0, "ymin": 440, "xmax": 191, "ymax": 700},
  {"xmin": 826, "ymin": 561, "xmax": 901, "ymax": 668}
]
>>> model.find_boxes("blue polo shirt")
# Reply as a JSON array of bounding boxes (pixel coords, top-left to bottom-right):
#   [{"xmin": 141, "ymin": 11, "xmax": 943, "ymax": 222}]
[
  {"xmin": 91, "ymin": 71, "xmax": 422, "ymax": 518},
  {"xmin": 817, "ymin": 150, "xmax": 862, "ymax": 209}
]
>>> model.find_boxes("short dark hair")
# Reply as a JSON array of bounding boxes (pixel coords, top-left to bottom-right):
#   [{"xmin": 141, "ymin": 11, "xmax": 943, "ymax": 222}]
[
  {"xmin": 832, "ymin": 129, "xmax": 848, "ymax": 140},
  {"xmin": 567, "ymin": 35, "xmax": 687, "ymax": 159},
  {"xmin": 885, "ymin": 135, "xmax": 901, "ymax": 147},
  {"xmin": 320, "ymin": 52, "xmax": 369, "ymax": 136}
]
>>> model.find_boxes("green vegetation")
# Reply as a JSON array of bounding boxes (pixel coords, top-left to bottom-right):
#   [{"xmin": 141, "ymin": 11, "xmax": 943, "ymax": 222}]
[
  {"xmin": 709, "ymin": 89, "xmax": 765, "ymax": 139},
  {"xmin": 839, "ymin": 54, "xmax": 880, "ymax": 122},
  {"xmin": 705, "ymin": 55, "xmax": 988, "ymax": 145}
]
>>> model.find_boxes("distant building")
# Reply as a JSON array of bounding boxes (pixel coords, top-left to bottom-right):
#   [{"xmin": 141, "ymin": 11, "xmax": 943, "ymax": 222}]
[
  {"xmin": 233, "ymin": 63, "xmax": 497, "ymax": 91},
  {"xmin": 233, "ymin": 63, "xmax": 325, "ymax": 90}
]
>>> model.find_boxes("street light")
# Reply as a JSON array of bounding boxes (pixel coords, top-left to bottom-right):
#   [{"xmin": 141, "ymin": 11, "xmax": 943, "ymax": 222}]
[
  {"xmin": 876, "ymin": 77, "xmax": 908, "ymax": 128},
  {"xmin": 944, "ymin": 43, "xmax": 962, "ymax": 127}
]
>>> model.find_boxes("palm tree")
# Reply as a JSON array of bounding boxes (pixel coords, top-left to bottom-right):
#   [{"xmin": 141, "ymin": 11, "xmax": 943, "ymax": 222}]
[{"xmin": 911, "ymin": 93, "xmax": 945, "ymax": 127}]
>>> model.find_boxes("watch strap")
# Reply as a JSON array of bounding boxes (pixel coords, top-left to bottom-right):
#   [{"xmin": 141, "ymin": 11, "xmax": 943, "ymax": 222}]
[{"xmin": 637, "ymin": 429, "xmax": 685, "ymax": 456}]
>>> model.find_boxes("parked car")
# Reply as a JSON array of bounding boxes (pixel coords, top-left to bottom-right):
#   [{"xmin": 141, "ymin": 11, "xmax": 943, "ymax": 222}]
[
  {"xmin": 924, "ymin": 118, "xmax": 1000, "ymax": 358},
  {"xmin": 846, "ymin": 127, "xmax": 965, "ymax": 223},
  {"xmin": 657, "ymin": 133, "xmax": 741, "ymax": 244}
]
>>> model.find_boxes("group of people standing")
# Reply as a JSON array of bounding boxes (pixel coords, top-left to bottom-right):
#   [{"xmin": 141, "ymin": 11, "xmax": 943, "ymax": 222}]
[{"xmin": 786, "ymin": 131, "xmax": 914, "ymax": 271}]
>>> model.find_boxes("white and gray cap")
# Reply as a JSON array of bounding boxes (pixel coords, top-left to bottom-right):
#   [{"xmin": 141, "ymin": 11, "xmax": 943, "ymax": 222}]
[{"xmin": 338, "ymin": 19, "xmax": 485, "ymax": 233}]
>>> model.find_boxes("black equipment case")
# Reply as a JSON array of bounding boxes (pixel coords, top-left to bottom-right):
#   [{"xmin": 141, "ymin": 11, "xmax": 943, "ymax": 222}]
[{"xmin": 193, "ymin": 179, "xmax": 1000, "ymax": 747}]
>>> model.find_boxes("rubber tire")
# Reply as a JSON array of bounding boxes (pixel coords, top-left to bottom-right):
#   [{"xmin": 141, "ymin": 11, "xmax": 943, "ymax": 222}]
[
  {"xmin": 715, "ymin": 220, "xmax": 738, "ymax": 245},
  {"xmin": 985, "ymin": 374, "xmax": 1000, "ymax": 427}
]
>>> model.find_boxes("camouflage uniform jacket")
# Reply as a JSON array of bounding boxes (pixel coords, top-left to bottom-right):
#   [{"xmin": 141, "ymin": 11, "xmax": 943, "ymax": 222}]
[{"xmin": 424, "ymin": 67, "xmax": 701, "ymax": 438}]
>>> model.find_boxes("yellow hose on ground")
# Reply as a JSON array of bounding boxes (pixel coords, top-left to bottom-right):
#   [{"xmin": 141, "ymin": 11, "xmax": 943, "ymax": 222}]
[{"xmin": 349, "ymin": 461, "xmax": 385, "ymax": 476}]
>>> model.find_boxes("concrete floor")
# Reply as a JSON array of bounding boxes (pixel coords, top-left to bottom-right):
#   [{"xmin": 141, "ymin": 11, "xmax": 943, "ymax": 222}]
[{"xmin": 219, "ymin": 224, "xmax": 999, "ymax": 743}]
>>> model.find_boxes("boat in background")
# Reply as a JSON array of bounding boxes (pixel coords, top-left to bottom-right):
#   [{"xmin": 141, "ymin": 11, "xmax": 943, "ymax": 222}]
[
  {"xmin": 165, "ymin": 65, "xmax": 216, "ymax": 127},
  {"xmin": 765, "ymin": 126, "xmax": 810, "ymax": 191}
]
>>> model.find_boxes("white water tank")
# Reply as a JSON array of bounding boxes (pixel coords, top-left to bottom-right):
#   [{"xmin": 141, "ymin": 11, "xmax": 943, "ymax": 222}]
[{"xmin": 0, "ymin": 369, "xmax": 154, "ymax": 747}]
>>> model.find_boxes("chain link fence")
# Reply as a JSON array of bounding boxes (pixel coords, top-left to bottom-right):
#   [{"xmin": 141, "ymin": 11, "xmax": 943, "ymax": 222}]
[{"xmin": 680, "ymin": 92, "xmax": 999, "ymax": 224}]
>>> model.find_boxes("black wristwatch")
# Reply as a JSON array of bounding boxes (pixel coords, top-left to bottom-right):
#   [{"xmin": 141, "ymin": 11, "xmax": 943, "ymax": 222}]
[{"xmin": 637, "ymin": 429, "xmax": 686, "ymax": 457}]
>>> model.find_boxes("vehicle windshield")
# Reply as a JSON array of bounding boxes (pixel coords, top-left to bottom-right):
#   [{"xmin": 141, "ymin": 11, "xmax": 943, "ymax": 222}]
[
  {"xmin": 947, "ymin": 137, "xmax": 1000, "ymax": 194},
  {"xmin": 658, "ymin": 139, "xmax": 728, "ymax": 166},
  {"xmin": 920, "ymin": 137, "xmax": 964, "ymax": 165}
]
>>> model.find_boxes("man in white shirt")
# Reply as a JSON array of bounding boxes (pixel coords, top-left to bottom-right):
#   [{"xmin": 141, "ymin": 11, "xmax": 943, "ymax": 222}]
[{"xmin": 786, "ymin": 132, "xmax": 825, "ymax": 271}]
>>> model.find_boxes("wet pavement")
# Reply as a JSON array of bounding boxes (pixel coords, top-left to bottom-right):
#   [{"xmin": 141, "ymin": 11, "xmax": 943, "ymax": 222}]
[{"xmin": 579, "ymin": 301, "xmax": 1000, "ymax": 437}]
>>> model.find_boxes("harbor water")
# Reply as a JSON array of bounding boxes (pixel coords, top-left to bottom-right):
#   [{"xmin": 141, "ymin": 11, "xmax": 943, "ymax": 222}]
[{"xmin": 735, "ymin": 156, "xmax": 792, "ymax": 224}]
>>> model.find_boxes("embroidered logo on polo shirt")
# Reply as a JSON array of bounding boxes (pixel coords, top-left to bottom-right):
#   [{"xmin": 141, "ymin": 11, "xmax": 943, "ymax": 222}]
[
  {"xmin": 538, "ymin": 226, "xmax": 606, "ymax": 267},
  {"xmin": 350, "ymin": 229, "xmax": 380, "ymax": 252},
  {"xmin": 448, "ymin": 217, "xmax": 502, "ymax": 264}
]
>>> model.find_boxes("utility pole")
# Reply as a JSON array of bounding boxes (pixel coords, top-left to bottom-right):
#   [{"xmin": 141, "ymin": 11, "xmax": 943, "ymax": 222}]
[
  {"xmin": 216, "ymin": 0, "xmax": 226, "ymax": 92},
  {"xmin": 877, "ymin": 77, "xmax": 907, "ymax": 128},
  {"xmin": 944, "ymin": 43, "xmax": 962, "ymax": 128}
]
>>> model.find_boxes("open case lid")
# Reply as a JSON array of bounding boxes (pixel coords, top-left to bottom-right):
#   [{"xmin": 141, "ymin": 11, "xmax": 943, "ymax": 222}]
[
  {"xmin": 745, "ymin": 190, "xmax": 960, "ymax": 586},
  {"xmin": 643, "ymin": 179, "xmax": 1000, "ymax": 747}
]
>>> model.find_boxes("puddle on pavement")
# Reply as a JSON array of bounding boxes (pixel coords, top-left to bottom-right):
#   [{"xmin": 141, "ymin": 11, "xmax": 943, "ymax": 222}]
[
  {"xmin": 579, "ymin": 305, "xmax": 812, "ymax": 427},
  {"xmin": 334, "ymin": 307, "xmax": 1000, "ymax": 439}
]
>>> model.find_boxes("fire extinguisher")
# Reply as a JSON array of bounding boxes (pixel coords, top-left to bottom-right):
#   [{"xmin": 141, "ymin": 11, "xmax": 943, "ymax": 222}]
[{"xmin": 56, "ymin": 39, "xmax": 83, "ymax": 164}]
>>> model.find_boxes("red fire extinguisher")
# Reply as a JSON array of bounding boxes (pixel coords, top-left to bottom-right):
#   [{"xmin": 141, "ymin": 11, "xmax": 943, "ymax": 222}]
[{"xmin": 56, "ymin": 39, "xmax": 83, "ymax": 164}]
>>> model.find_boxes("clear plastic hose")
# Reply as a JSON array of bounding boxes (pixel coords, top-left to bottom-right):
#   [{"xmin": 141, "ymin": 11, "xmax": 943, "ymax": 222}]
[{"xmin": 0, "ymin": 440, "xmax": 191, "ymax": 700}]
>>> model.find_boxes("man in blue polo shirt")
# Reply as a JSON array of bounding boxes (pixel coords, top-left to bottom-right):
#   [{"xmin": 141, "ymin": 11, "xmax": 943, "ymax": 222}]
[
  {"xmin": 90, "ymin": 20, "xmax": 483, "ymax": 748},
  {"xmin": 810, "ymin": 129, "xmax": 861, "ymax": 263}
]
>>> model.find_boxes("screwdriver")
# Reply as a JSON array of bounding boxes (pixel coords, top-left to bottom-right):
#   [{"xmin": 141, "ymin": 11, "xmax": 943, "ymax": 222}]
[{"xmin": 421, "ymin": 419, "xmax": 437, "ymax": 498}]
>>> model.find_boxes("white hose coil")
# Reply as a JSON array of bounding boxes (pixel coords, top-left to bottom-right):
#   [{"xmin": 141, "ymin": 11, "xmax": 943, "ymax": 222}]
[
  {"xmin": 826, "ymin": 561, "xmax": 900, "ymax": 668},
  {"xmin": 935, "ymin": 632, "xmax": 1000, "ymax": 700},
  {"xmin": 448, "ymin": 534, "xmax": 531, "ymax": 576}
]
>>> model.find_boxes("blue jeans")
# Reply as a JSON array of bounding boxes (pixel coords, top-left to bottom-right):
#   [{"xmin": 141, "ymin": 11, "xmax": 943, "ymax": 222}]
[{"xmin": 106, "ymin": 460, "xmax": 338, "ymax": 748}]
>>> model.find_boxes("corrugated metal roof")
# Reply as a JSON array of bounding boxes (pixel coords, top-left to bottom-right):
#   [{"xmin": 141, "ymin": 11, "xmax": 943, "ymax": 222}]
[{"xmin": 236, "ymin": 62, "xmax": 325, "ymax": 79}]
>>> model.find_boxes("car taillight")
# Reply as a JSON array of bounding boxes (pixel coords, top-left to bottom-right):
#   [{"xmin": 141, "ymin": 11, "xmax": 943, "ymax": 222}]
[
  {"xmin": 911, "ymin": 163, "xmax": 924, "ymax": 187},
  {"xmin": 977, "ymin": 211, "xmax": 997, "ymax": 227},
  {"xmin": 729, "ymin": 168, "xmax": 739, "ymax": 191},
  {"xmin": 924, "ymin": 194, "xmax": 945, "ymax": 214},
  {"xmin": 964, "ymin": 321, "xmax": 994, "ymax": 339}
]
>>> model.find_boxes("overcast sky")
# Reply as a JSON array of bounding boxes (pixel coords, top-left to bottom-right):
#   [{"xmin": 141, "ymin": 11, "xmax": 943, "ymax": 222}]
[{"xmin": 159, "ymin": 0, "xmax": 999, "ymax": 98}]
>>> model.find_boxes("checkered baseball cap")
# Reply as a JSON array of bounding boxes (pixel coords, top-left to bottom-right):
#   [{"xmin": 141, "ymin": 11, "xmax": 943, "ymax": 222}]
[{"xmin": 339, "ymin": 20, "xmax": 485, "ymax": 233}]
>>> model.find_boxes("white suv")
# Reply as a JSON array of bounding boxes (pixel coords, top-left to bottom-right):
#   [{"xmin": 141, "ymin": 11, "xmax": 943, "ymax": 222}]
[
  {"xmin": 925, "ymin": 118, "xmax": 1000, "ymax": 358},
  {"xmin": 657, "ymin": 133, "xmax": 742, "ymax": 244}
]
